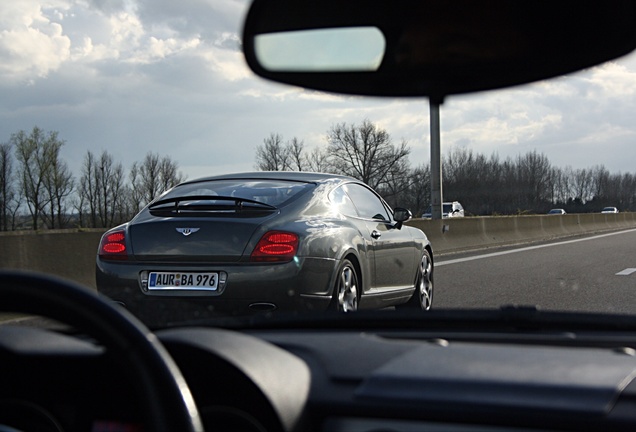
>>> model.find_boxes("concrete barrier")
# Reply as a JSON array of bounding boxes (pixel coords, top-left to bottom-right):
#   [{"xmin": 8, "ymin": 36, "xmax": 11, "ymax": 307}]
[
  {"xmin": 0, "ymin": 214, "xmax": 635, "ymax": 289},
  {"xmin": 406, "ymin": 213, "xmax": 636, "ymax": 255},
  {"xmin": 0, "ymin": 229, "xmax": 105, "ymax": 289}
]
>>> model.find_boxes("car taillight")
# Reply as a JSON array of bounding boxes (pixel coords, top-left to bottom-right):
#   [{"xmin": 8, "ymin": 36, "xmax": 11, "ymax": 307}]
[
  {"xmin": 99, "ymin": 230, "xmax": 128, "ymax": 260},
  {"xmin": 251, "ymin": 231, "xmax": 299, "ymax": 262}
]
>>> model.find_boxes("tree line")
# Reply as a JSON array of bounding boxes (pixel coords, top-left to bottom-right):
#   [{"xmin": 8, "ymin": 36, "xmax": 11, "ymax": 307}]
[
  {"xmin": 1, "ymin": 122, "xmax": 630, "ymax": 232},
  {"xmin": 0, "ymin": 126, "xmax": 185, "ymax": 231},
  {"xmin": 255, "ymin": 119, "xmax": 636, "ymax": 216}
]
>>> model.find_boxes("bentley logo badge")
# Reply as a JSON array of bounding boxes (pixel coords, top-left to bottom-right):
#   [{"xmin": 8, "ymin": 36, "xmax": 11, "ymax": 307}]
[{"xmin": 176, "ymin": 228, "xmax": 200, "ymax": 236}]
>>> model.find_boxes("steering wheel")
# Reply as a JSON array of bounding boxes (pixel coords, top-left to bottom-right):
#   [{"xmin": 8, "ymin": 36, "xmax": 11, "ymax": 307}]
[{"xmin": 0, "ymin": 270, "xmax": 204, "ymax": 432}]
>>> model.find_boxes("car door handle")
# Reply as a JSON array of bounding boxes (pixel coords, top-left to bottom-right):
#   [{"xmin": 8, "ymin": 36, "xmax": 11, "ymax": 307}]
[{"xmin": 371, "ymin": 230, "xmax": 381, "ymax": 239}]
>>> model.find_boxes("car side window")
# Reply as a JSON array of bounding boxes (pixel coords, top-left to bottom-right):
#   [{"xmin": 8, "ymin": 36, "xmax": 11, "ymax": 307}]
[
  {"xmin": 330, "ymin": 185, "xmax": 359, "ymax": 217},
  {"xmin": 344, "ymin": 184, "xmax": 391, "ymax": 221}
]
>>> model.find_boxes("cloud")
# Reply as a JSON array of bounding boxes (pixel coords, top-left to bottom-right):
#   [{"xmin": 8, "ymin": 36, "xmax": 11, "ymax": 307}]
[
  {"xmin": 0, "ymin": 1, "xmax": 72, "ymax": 83},
  {"xmin": 81, "ymin": 0, "xmax": 128, "ymax": 14},
  {"xmin": 0, "ymin": 0, "xmax": 246, "ymax": 85},
  {"xmin": 135, "ymin": 0, "xmax": 247, "ymax": 39},
  {"xmin": 425, "ymin": 59, "xmax": 636, "ymax": 170},
  {"xmin": 586, "ymin": 62, "xmax": 636, "ymax": 98},
  {"xmin": 3, "ymin": 0, "xmax": 636, "ymax": 184}
]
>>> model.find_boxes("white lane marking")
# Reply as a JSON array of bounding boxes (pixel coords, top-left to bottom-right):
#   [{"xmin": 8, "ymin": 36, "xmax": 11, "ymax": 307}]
[
  {"xmin": 436, "ymin": 228, "xmax": 636, "ymax": 267},
  {"xmin": 616, "ymin": 268, "xmax": 636, "ymax": 276}
]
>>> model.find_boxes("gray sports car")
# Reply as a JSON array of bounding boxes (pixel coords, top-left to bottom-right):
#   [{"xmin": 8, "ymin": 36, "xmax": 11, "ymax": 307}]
[{"xmin": 96, "ymin": 172, "xmax": 433, "ymax": 323}]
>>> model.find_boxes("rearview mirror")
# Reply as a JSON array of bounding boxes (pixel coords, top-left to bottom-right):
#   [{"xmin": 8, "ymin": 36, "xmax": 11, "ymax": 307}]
[{"xmin": 243, "ymin": 0, "xmax": 636, "ymax": 101}]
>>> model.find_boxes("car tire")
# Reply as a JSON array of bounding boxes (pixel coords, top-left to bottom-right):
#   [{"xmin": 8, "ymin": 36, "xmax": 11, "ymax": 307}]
[
  {"xmin": 334, "ymin": 259, "xmax": 360, "ymax": 312},
  {"xmin": 397, "ymin": 249, "xmax": 433, "ymax": 311}
]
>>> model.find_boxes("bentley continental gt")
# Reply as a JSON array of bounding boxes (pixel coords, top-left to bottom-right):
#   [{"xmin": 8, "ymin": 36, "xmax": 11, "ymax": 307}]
[{"xmin": 96, "ymin": 172, "xmax": 433, "ymax": 324}]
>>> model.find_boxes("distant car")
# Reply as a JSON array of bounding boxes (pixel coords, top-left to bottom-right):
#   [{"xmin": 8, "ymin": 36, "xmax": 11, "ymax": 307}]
[
  {"xmin": 547, "ymin": 208, "xmax": 567, "ymax": 215},
  {"xmin": 423, "ymin": 201, "xmax": 465, "ymax": 218},
  {"xmin": 96, "ymin": 172, "xmax": 434, "ymax": 322},
  {"xmin": 601, "ymin": 206, "xmax": 619, "ymax": 213}
]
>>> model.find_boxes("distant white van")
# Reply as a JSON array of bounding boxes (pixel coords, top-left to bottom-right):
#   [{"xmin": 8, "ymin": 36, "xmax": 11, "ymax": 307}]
[
  {"xmin": 601, "ymin": 206, "xmax": 619, "ymax": 213},
  {"xmin": 423, "ymin": 201, "xmax": 465, "ymax": 218},
  {"xmin": 547, "ymin": 208, "xmax": 566, "ymax": 215}
]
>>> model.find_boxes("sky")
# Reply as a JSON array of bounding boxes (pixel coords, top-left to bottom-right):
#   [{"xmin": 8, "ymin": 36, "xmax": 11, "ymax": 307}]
[{"xmin": 3, "ymin": 0, "xmax": 636, "ymax": 182}]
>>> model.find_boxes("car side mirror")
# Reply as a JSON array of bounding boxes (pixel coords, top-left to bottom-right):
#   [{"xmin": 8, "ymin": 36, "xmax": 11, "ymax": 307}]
[{"xmin": 393, "ymin": 207, "xmax": 412, "ymax": 229}]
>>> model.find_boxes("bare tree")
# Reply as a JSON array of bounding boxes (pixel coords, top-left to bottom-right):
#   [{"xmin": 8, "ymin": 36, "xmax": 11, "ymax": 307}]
[
  {"xmin": 287, "ymin": 137, "xmax": 306, "ymax": 171},
  {"xmin": 516, "ymin": 151, "xmax": 552, "ymax": 211},
  {"xmin": 306, "ymin": 147, "xmax": 331, "ymax": 173},
  {"xmin": 130, "ymin": 152, "xmax": 185, "ymax": 211},
  {"xmin": 159, "ymin": 157, "xmax": 186, "ymax": 195},
  {"xmin": 137, "ymin": 153, "xmax": 161, "ymax": 204},
  {"xmin": 100, "ymin": 153, "xmax": 127, "ymax": 226},
  {"xmin": 443, "ymin": 148, "xmax": 505, "ymax": 215},
  {"xmin": 549, "ymin": 167, "xmax": 571, "ymax": 206},
  {"xmin": 255, "ymin": 133, "xmax": 289, "ymax": 171},
  {"xmin": 407, "ymin": 164, "xmax": 431, "ymax": 217},
  {"xmin": 42, "ymin": 156, "xmax": 74, "ymax": 229},
  {"xmin": 326, "ymin": 119, "xmax": 410, "ymax": 189},
  {"xmin": 591, "ymin": 165, "xmax": 611, "ymax": 201},
  {"xmin": 254, "ymin": 134, "xmax": 312, "ymax": 172},
  {"xmin": 78, "ymin": 151, "xmax": 127, "ymax": 228},
  {"xmin": 571, "ymin": 168, "xmax": 594, "ymax": 203},
  {"xmin": 377, "ymin": 158, "xmax": 412, "ymax": 209},
  {"xmin": 12, "ymin": 127, "xmax": 65, "ymax": 230},
  {"xmin": 618, "ymin": 172, "xmax": 636, "ymax": 210},
  {"xmin": 77, "ymin": 151, "xmax": 97, "ymax": 228},
  {"xmin": 0, "ymin": 143, "xmax": 16, "ymax": 231},
  {"xmin": 128, "ymin": 162, "xmax": 144, "ymax": 216}
]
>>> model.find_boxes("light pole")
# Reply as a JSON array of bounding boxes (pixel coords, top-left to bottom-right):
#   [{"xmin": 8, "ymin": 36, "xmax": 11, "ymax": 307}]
[{"xmin": 430, "ymin": 99, "xmax": 443, "ymax": 220}]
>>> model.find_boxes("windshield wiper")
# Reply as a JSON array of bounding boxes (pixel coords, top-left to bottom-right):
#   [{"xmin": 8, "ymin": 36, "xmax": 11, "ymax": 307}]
[{"xmin": 148, "ymin": 195, "xmax": 277, "ymax": 216}]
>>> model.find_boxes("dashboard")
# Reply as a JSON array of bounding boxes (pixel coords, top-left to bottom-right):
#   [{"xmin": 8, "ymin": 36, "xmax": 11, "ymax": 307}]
[{"xmin": 3, "ymin": 317, "xmax": 636, "ymax": 432}]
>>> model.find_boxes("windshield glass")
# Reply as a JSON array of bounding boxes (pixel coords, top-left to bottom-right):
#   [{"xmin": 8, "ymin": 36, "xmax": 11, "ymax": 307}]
[{"xmin": 2, "ymin": 1, "xmax": 636, "ymax": 329}]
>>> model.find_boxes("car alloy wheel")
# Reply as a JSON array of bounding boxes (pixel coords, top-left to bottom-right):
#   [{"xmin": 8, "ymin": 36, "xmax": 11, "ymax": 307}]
[
  {"xmin": 336, "ymin": 260, "xmax": 359, "ymax": 312},
  {"xmin": 418, "ymin": 251, "xmax": 434, "ymax": 310}
]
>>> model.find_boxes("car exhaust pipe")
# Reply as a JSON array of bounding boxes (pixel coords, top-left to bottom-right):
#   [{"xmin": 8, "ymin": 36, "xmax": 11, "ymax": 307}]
[{"xmin": 249, "ymin": 302, "xmax": 277, "ymax": 311}]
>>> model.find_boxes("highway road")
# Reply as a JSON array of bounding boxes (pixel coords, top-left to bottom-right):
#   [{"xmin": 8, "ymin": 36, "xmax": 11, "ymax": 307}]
[
  {"xmin": 3, "ymin": 228, "xmax": 636, "ymax": 327},
  {"xmin": 434, "ymin": 228, "xmax": 636, "ymax": 314}
]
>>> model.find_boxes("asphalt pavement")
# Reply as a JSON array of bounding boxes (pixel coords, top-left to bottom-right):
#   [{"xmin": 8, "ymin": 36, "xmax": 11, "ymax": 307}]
[{"xmin": 434, "ymin": 228, "xmax": 636, "ymax": 314}]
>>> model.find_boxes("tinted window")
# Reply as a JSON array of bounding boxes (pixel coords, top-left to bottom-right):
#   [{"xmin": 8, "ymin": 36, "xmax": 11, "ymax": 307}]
[
  {"xmin": 161, "ymin": 180, "xmax": 311, "ymax": 207},
  {"xmin": 344, "ymin": 184, "xmax": 391, "ymax": 220}
]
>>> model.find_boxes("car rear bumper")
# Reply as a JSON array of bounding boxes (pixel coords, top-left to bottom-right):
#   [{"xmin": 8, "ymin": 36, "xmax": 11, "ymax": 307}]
[{"xmin": 96, "ymin": 256, "xmax": 336, "ymax": 325}]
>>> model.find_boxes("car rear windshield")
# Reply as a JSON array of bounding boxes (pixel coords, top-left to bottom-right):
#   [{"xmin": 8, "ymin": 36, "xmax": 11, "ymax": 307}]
[{"xmin": 161, "ymin": 179, "xmax": 313, "ymax": 207}]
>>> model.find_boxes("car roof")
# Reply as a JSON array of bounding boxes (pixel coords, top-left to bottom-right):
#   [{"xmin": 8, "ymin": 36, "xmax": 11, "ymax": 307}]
[{"xmin": 179, "ymin": 171, "xmax": 360, "ymax": 185}]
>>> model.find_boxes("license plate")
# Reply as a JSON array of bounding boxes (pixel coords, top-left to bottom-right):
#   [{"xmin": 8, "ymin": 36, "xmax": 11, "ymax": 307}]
[{"xmin": 148, "ymin": 272, "xmax": 219, "ymax": 291}]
